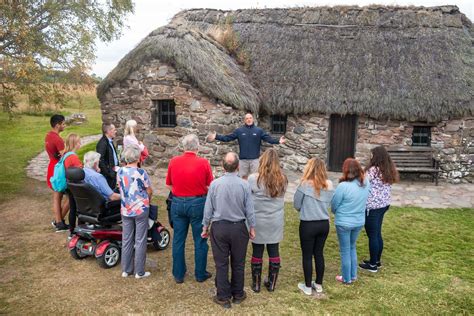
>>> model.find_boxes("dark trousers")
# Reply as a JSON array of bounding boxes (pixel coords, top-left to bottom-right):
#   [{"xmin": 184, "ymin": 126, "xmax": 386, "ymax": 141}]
[
  {"xmin": 365, "ymin": 205, "xmax": 390, "ymax": 265},
  {"xmin": 106, "ymin": 175, "xmax": 116, "ymax": 191},
  {"xmin": 210, "ymin": 221, "xmax": 249, "ymax": 300},
  {"xmin": 299, "ymin": 220, "xmax": 329, "ymax": 287},
  {"xmin": 252, "ymin": 243, "xmax": 280, "ymax": 259},
  {"xmin": 171, "ymin": 196, "xmax": 208, "ymax": 281}
]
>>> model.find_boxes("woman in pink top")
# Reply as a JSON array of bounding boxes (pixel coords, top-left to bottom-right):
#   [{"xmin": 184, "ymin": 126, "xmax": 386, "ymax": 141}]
[{"xmin": 123, "ymin": 119, "xmax": 148, "ymax": 164}]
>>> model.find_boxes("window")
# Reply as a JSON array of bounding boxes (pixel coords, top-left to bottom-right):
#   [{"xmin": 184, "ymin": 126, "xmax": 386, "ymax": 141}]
[
  {"xmin": 271, "ymin": 115, "xmax": 287, "ymax": 134},
  {"xmin": 153, "ymin": 100, "xmax": 176, "ymax": 128},
  {"xmin": 412, "ymin": 126, "xmax": 431, "ymax": 146}
]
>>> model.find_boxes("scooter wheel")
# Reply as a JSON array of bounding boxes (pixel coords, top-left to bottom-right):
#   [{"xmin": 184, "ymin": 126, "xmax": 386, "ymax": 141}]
[
  {"xmin": 152, "ymin": 228, "xmax": 170, "ymax": 250},
  {"xmin": 70, "ymin": 247, "xmax": 87, "ymax": 260},
  {"xmin": 97, "ymin": 243, "xmax": 121, "ymax": 269}
]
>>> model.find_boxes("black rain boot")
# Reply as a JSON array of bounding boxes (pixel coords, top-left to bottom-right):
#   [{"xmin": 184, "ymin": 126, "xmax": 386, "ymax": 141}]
[
  {"xmin": 251, "ymin": 262, "xmax": 263, "ymax": 293},
  {"xmin": 264, "ymin": 262, "xmax": 280, "ymax": 292}
]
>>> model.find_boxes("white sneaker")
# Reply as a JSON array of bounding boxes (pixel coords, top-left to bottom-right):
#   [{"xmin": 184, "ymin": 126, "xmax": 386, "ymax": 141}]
[
  {"xmin": 298, "ymin": 282, "xmax": 312, "ymax": 295},
  {"xmin": 121, "ymin": 272, "xmax": 130, "ymax": 278},
  {"xmin": 135, "ymin": 272, "xmax": 151, "ymax": 279},
  {"xmin": 311, "ymin": 281, "xmax": 323, "ymax": 293}
]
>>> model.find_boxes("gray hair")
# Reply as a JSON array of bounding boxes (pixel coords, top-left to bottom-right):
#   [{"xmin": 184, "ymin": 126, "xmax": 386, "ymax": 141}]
[
  {"xmin": 182, "ymin": 134, "xmax": 199, "ymax": 151},
  {"xmin": 223, "ymin": 152, "xmax": 239, "ymax": 172},
  {"xmin": 84, "ymin": 151, "xmax": 101, "ymax": 169},
  {"xmin": 122, "ymin": 144, "xmax": 141, "ymax": 164}
]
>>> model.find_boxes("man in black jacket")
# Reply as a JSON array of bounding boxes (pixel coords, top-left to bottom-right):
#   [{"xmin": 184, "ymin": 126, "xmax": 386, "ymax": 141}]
[{"xmin": 96, "ymin": 123, "xmax": 119, "ymax": 189}]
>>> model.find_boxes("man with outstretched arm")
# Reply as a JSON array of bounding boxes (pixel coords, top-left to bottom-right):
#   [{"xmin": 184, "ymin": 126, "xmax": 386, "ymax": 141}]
[{"xmin": 207, "ymin": 113, "xmax": 285, "ymax": 179}]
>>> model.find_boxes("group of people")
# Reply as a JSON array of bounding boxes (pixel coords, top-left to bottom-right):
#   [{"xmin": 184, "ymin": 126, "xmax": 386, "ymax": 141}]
[{"xmin": 45, "ymin": 112, "xmax": 398, "ymax": 308}]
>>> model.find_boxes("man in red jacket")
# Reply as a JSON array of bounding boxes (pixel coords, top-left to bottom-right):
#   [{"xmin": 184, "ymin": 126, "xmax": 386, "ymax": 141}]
[{"xmin": 45, "ymin": 114, "xmax": 69, "ymax": 232}]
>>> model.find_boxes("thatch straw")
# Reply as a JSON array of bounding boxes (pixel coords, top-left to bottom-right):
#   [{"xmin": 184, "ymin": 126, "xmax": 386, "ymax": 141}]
[
  {"xmin": 99, "ymin": 5, "xmax": 474, "ymax": 121},
  {"xmin": 97, "ymin": 26, "xmax": 260, "ymax": 113}
]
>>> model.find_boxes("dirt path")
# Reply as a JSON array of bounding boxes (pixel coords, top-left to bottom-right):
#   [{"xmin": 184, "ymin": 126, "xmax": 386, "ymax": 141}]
[
  {"xmin": 0, "ymin": 179, "xmax": 219, "ymax": 314},
  {"xmin": 26, "ymin": 134, "xmax": 101, "ymax": 182}
]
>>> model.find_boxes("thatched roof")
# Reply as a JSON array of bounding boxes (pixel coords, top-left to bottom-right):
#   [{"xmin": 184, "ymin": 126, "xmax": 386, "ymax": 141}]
[
  {"xmin": 99, "ymin": 5, "xmax": 474, "ymax": 121},
  {"xmin": 96, "ymin": 26, "xmax": 260, "ymax": 113}
]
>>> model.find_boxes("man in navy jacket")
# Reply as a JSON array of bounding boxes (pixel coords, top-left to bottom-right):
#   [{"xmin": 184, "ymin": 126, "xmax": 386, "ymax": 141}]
[{"xmin": 207, "ymin": 113, "xmax": 285, "ymax": 179}]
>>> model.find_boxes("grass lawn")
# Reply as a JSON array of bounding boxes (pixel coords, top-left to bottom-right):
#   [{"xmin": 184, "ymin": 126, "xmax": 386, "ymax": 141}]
[
  {"xmin": 0, "ymin": 92, "xmax": 102, "ymax": 203},
  {"xmin": 0, "ymin": 191, "xmax": 472, "ymax": 314}
]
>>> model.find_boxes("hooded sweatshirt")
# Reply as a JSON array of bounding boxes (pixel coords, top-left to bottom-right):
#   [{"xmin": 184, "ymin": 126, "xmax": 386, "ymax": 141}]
[{"xmin": 293, "ymin": 182, "xmax": 335, "ymax": 221}]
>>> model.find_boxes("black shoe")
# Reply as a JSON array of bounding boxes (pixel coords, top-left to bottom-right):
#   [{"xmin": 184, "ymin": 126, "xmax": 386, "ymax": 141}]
[
  {"xmin": 213, "ymin": 296, "xmax": 231, "ymax": 309},
  {"xmin": 363, "ymin": 259, "xmax": 381, "ymax": 267},
  {"xmin": 359, "ymin": 262, "xmax": 378, "ymax": 272},
  {"xmin": 51, "ymin": 220, "xmax": 57, "ymax": 228},
  {"xmin": 174, "ymin": 277, "xmax": 184, "ymax": 284},
  {"xmin": 196, "ymin": 271, "xmax": 212, "ymax": 283},
  {"xmin": 55, "ymin": 221, "xmax": 69, "ymax": 232},
  {"xmin": 232, "ymin": 291, "xmax": 247, "ymax": 304}
]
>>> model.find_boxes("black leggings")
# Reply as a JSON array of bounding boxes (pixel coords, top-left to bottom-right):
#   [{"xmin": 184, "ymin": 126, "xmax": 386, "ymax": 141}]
[
  {"xmin": 299, "ymin": 220, "xmax": 329, "ymax": 287},
  {"xmin": 252, "ymin": 243, "xmax": 280, "ymax": 259}
]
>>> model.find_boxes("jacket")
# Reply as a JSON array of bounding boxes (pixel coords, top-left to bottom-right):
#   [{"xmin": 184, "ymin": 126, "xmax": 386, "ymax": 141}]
[
  {"xmin": 216, "ymin": 124, "xmax": 279, "ymax": 159},
  {"xmin": 96, "ymin": 135, "xmax": 119, "ymax": 186},
  {"xmin": 293, "ymin": 182, "xmax": 334, "ymax": 221}
]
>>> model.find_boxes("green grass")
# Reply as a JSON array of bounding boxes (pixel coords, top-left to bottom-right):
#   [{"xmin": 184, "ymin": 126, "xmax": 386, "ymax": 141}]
[
  {"xmin": 279, "ymin": 205, "xmax": 474, "ymax": 314},
  {"xmin": 0, "ymin": 92, "xmax": 102, "ymax": 203},
  {"xmin": 76, "ymin": 141, "xmax": 99, "ymax": 162}
]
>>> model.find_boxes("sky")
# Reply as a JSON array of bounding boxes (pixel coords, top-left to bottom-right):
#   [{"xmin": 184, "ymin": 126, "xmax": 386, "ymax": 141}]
[{"xmin": 91, "ymin": 0, "xmax": 474, "ymax": 78}]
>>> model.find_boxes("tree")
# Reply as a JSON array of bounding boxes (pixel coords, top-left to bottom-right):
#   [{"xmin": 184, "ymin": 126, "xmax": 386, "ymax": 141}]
[{"xmin": 0, "ymin": 0, "xmax": 134, "ymax": 115}]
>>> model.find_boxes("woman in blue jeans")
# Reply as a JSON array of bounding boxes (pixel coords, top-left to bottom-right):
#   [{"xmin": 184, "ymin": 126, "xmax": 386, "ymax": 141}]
[
  {"xmin": 359, "ymin": 146, "xmax": 399, "ymax": 272},
  {"xmin": 331, "ymin": 158, "xmax": 370, "ymax": 284}
]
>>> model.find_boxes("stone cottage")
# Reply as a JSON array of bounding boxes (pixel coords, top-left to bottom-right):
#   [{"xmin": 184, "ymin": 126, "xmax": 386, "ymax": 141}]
[{"xmin": 97, "ymin": 5, "xmax": 474, "ymax": 183}]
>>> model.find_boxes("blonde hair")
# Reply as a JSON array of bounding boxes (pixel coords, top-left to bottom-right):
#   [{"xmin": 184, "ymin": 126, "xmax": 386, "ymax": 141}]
[
  {"xmin": 124, "ymin": 119, "xmax": 137, "ymax": 137},
  {"xmin": 301, "ymin": 158, "xmax": 329, "ymax": 196},
  {"xmin": 257, "ymin": 148, "xmax": 287, "ymax": 198},
  {"xmin": 64, "ymin": 133, "xmax": 81, "ymax": 153}
]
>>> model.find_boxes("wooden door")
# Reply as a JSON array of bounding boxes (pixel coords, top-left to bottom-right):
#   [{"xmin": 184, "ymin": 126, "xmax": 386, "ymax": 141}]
[{"xmin": 328, "ymin": 114, "xmax": 357, "ymax": 171}]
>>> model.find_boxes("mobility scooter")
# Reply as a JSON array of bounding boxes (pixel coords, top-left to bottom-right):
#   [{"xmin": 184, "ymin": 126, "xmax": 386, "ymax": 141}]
[{"xmin": 65, "ymin": 168, "xmax": 171, "ymax": 269}]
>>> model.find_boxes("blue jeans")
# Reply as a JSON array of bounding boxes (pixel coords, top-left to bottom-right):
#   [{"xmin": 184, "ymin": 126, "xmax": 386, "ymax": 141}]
[
  {"xmin": 171, "ymin": 196, "xmax": 209, "ymax": 281},
  {"xmin": 336, "ymin": 225, "xmax": 363, "ymax": 283},
  {"xmin": 365, "ymin": 206, "xmax": 390, "ymax": 265}
]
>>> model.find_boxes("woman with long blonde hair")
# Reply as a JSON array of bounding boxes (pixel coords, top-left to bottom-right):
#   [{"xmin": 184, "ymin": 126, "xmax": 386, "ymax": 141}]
[
  {"xmin": 248, "ymin": 148, "xmax": 287, "ymax": 293},
  {"xmin": 62, "ymin": 133, "xmax": 83, "ymax": 235},
  {"xmin": 293, "ymin": 158, "xmax": 334, "ymax": 295},
  {"xmin": 123, "ymin": 119, "xmax": 148, "ymax": 164}
]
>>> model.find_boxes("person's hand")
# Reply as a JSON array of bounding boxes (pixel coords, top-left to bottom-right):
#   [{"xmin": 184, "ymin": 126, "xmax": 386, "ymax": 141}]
[
  {"xmin": 249, "ymin": 227, "xmax": 256, "ymax": 240},
  {"xmin": 279, "ymin": 136, "xmax": 286, "ymax": 144},
  {"xmin": 201, "ymin": 226, "xmax": 209, "ymax": 238},
  {"xmin": 207, "ymin": 131, "xmax": 216, "ymax": 142}
]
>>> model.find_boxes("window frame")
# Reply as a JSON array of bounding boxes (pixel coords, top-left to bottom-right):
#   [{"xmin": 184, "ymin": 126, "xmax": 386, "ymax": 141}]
[
  {"xmin": 153, "ymin": 99, "xmax": 177, "ymax": 128},
  {"xmin": 412, "ymin": 126, "xmax": 431, "ymax": 147},
  {"xmin": 270, "ymin": 114, "xmax": 287, "ymax": 134}
]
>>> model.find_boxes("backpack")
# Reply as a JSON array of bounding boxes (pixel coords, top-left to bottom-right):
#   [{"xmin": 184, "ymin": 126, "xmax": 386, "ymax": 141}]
[{"xmin": 50, "ymin": 152, "xmax": 76, "ymax": 192}]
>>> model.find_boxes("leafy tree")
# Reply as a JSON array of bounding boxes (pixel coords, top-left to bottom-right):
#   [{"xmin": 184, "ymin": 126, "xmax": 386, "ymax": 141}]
[{"xmin": 0, "ymin": 0, "xmax": 134, "ymax": 115}]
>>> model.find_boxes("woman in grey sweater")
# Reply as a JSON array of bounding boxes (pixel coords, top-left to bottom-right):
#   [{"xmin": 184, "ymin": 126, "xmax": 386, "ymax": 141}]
[
  {"xmin": 248, "ymin": 149, "xmax": 288, "ymax": 293},
  {"xmin": 293, "ymin": 158, "xmax": 334, "ymax": 295}
]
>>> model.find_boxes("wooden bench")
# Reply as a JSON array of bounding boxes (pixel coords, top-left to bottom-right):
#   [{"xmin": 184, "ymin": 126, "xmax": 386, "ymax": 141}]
[{"xmin": 387, "ymin": 147, "xmax": 440, "ymax": 185}]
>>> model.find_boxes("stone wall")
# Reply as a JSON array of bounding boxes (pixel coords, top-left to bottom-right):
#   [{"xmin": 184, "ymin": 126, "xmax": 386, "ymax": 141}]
[
  {"xmin": 100, "ymin": 60, "xmax": 245, "ymax": 175},
  {"xmin": 355, "ymin": 117, "xmax": 474, "ymax": 183},
  {"xmin": 100, "ymin": 59, "xmax": 473, "ymax": 183}
]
